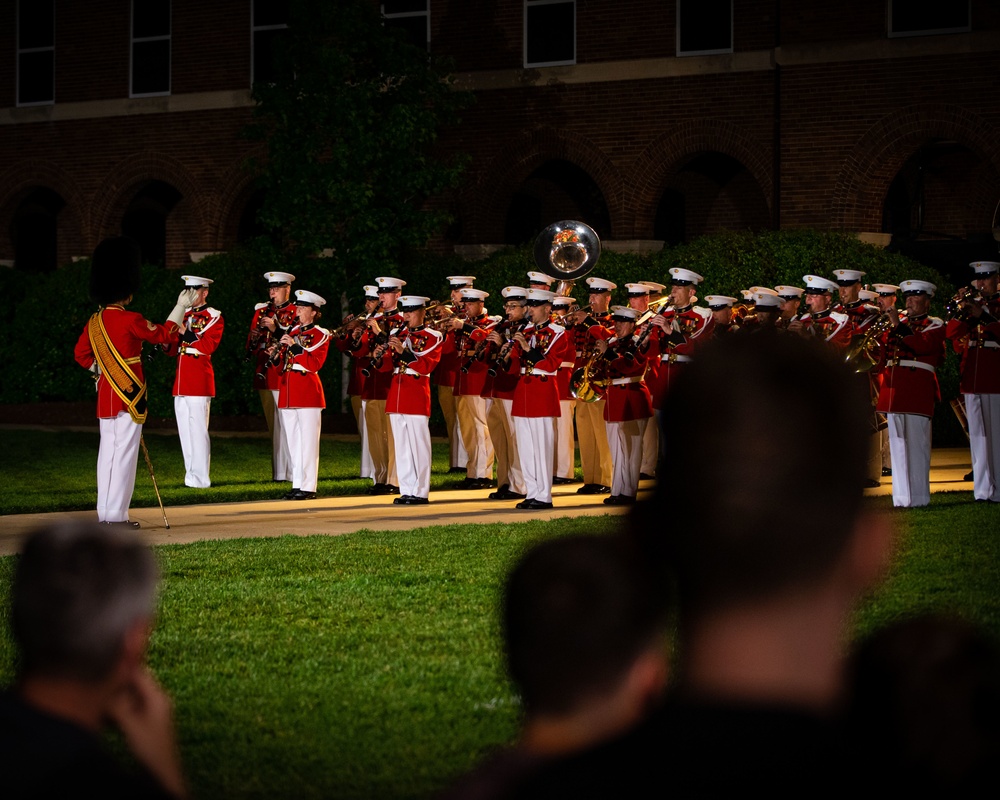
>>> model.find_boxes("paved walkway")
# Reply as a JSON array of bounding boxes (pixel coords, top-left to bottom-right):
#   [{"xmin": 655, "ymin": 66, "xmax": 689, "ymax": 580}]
[{"xmin": 0, "ymin": 448, "xmax": 980, "ymax": 556}]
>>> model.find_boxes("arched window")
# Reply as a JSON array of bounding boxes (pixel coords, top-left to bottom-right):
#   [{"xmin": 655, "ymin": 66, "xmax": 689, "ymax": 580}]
[
  {"xmin": 121, "ymin": 180, "xmax": 182, "ymax": 267},
  {"xmin": 11, "ymin": 187, "xmax": 65, "ymax": 272},
  {"xmin": 505, "ymin": 159, "xmax": 611, "ymax": 245}
]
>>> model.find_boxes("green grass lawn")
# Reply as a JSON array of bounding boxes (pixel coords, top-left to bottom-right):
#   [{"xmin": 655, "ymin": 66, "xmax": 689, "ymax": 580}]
[
  {"xmin": 0, "ymin": 429, "xmax": 566, "ymax": 515},
  {"xmin": 1, "ymin": 430, "xmax": 999, "ymax": 797}
]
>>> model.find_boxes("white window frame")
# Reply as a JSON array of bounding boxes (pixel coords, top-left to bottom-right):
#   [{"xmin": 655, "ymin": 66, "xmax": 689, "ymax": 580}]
[
  {"xmin": 381, "ymin": 1, "xmax": 430, "ymax": 50},
  {"xmin": 130, "ymin": 0, "xmax": 171, "ymax": 98},
  {"xmin": 16, "ymin": 0, "xmax": 55, "ymax": 107},
  {"xmin": 887, "ymin": 0, "xmax": 971, "ymax": 39},
  {"xmin": 524, "ymin": 0, "xmax": 576, "ymax": 68},
  {"xmin": 251, "ymin": 1, "xmax": 289, "ymax": 86},
  {"xmin": 677, "ymin": 0, "xmax": 733, "ymax": 57}
]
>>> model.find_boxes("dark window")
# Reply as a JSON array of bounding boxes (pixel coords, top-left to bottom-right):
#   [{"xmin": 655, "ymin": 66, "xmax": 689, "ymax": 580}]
[
  {"xmin": 252, "ymin": 0, "xmax": 290, "ymax": 85},
  {"xmin": 122, "ymin": 181, "xmax": 182, "ymax": 268},
  {"xmin": 382, "ymin": 1, "xmax": 429, "ymax": 50},
  {"xmin": 17, "ymin": 0, "xmax": 54, "ymax": 105},
  {"xmin": 678, "ymin": 0, "xmax": 732, "ymax": 55},
  {"xmin": 131, "ymin": 0, "xmax": 170, "ymax": 96},
  {"xmin": 525, "ymin": 1, "xmax": 575, "ymax": 67},
  {"xmin": 889, "ymin": 1, "xmax": 970, "ymax": 37},
  {"xmin": 11, "ymin": 188, "xmax": 64, "ymax": 272}
]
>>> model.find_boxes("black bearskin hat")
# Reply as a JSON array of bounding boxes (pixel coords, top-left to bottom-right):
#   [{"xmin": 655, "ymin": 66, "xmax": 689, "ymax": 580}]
[{"xmin": 89, "ymin": 237, "xmax": 142, "ymax": 305}]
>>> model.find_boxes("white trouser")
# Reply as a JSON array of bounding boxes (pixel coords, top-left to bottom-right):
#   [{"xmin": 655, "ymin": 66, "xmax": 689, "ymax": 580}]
[
  {"xmin": 887, "ymin": 413, "xmax": 931, "ymax": 508},
  {"xmin": 174, "ymin": 395, "xmax": 211, "ymax": 488},
  {"xmin": 966, "ymin": 393, "xmax": 1000, "ymax": 502},
  {"xmin": 457, "ymin": 394, "xmax": 494, "ymax": 479},
  {"xmin": 606, "ymin": 418, "xmax": 649, "ymax": 498},
  {"xmin": 97, "ymin": 412, "xmax": 142, "ymax": 523},
  {"xmin": 514, "ymin": 415, "xmax": 555, "ymax": 503},
  {"xmin": 641, "ymin": 412, "xmax": 660, "ymax": 476},
  {"xmin": 439, "ymin": 385, "xmax": 468, "ymax": 469},
  {"xmin": 270, "ymin": 389, "xmax": 292, "ymax": 481},
  {"xmin": 352, "ymin": 395, "xmax": 374, "ymax": 482},
  {"xmin": 487, "ymin": 397, "xmax": 526, "ymax": 494},
  {"xmin": 575, "ymin": 398, "xmax": 612, "ymax": 486},
  {"xmin": 278, "ymin": 407, "xmax": 322, "ymax": 493},
  {"xmin": 365, "ymin": 399, "xmax": 397, "ymax": 486},
  {"xmin": 880, "ymin": 426, "xmax": 892, "ymax": 470},
  {"xmin": 390, "ymin": 413, "xmax": 432, "ymax": 498},
  {"xmin": 555, "ymin": 398, "xmax": 576, "ymax": 479}
]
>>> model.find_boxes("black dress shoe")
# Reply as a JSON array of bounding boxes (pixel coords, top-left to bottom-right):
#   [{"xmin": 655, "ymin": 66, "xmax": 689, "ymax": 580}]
[
  {"xmin": 516, "ymin": 499, "xmax": 553, "ymax": 510},
  {"xmin": 488, "ymin": 484, "xmax": 509, "ymax": 500},
  {"xmin": 863, "ymin": 479, "xmax": 881, "ymax": 489},
  {"xmin": 964, "ymin": 470, "xmax": 974, "ymax": 482},
  {"xmin": 399, "ymin": 496, "xmax": 429, "ymax": 505},
  {"xmin": 291, "ymin": 490, "xmax": 316, "ymax": 500},
  {"xmin": 639, "ymin": 473, "xmax": 655, "ymax": 481},
  {"xmin": 881, "ymin": 467, "xmax": 893, "ymax": 477},
  {"xmin": 552, "ymin": 476, "xmax": 576, "ymax": 485},
  {"xmin": 490, "ymin": 488, "xmax": 526, "ymax": 500},
  {"xmin": 385, "ymin": 484, "xmax": 400, "ymax": 495},
  {"xmin": 368, "ymin": 483, "xmax": 387, "ymax": 495},
  {"xmin": 576, "ymin": 483, "xmax": 611, "ymax": 495},
  {"xmin": 393, "ymin": 496, "xmax": 410, "ymax": 504},
  {"xmin": 103, "ymin": 520, "xmax": 141, "ymax": 529},
  {"xmin": 604, "ymin": 494, "xmax": 636, "ymax": 506},
  {"xmin": 282, "ymin": 489, "xmax": 300, "ymax": 500},
  {"xmin": 448, "ymin": 466, "xmax": 467, "ymax": 474}
]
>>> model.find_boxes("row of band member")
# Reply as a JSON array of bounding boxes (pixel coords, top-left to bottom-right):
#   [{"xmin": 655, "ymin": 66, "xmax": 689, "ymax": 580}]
[{"xmin": 240, "ymin": 261, "xmax": 1000, "ymax": 509}]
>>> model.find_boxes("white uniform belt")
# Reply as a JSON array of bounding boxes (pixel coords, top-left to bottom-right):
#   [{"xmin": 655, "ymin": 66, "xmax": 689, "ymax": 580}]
[
  {"xmin": 889, "ymin": 359, "xmax": 935, "ymax": 373},
  {"xmin": 521, "ymin": 368, "xmax": 557, "ymax": 376},
  {"xmin": 401, "ymin": 368, "xmax": 430, "ymax": 378},
  {"xmin": 660, "ymin": 353, "xmax": 693, "ymax": 364},
  {"xmin": 560, "ymin": 361, "xmax": 575, "ymax": 369},
  {"xmin": 180, "ymin": 347, "xmax": 205, "ymax": 357},
  {"xmin": 969, "ymin": 340, "xmax": 1000, "ymax": 349},
  {"xmin": 611, "ymin": 376, "xmax": 643, "ymax": 386},
  {"xmin": 290, "ymin": 364, "xmax": 314, "ymax": 374},
  {"xmin": 575, "ymin": 350, "xmax": 585, "ymax": 357}
]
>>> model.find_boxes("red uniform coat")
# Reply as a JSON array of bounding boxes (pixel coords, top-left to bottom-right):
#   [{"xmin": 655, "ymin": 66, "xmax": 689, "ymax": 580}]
[
  {"xmin": 554, "ymin": 316, "xmax": 578, "ymax": 401},
  {"xmin": 646, "ymin": 305, "xmax": 714, "ymax": 410},
  {"xmin": 602, "ymin": 337, "xmax": 653, "ymax": 422},
  {"xmin": 431, "ymin": 302, "xmax": 464, "ymax": 388},
  {"xmin": 333, "ymin": 327, "xmax": 367, "ymax": 398},
  {"xmin": 795, "ymin": 309, "xmax": 852, "ymax": 351},
  {"xmin": 165, "ymin": 305, "xmax": 223, "ymax": 397},
  {"xmin": 74, "ymin": 305, "xmax": 180, "ymax": 418},
  {"xmin": 509, "ymin": 321, "xmax": 565, "ymax": 418},
  {"xmin": 444, "ymin": 313, "xmax": 495, "ymax": 397},
  {"xmin": 357, "ymin": 309, "xmax": 404, "ymax": 401},
  {"xmin": 946, "ymin": 295, "xmax": 1000, "ymax": 394},
  {"xmin": 481, "ymin": 320, "xmax": 526, "ymax": 401},
  {"xmin": 277, "ymin": 324, "xmax": 330, "ymax": 409},
  {"xmin": 247, "ymin": 300, "xmax": 298, "ymax": 391},
  {"xmin": 380, "ymin": 325, "xmax": 444, "ymax": 416},
  {"xmin": 876, "ymin": 315, "xmax": 946, "ymax": 418}
]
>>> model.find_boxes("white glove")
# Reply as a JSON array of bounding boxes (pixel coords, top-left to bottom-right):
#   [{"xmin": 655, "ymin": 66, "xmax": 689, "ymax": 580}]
[{"xmin": 167, "ymin": 288, "xmax": 199, "ymax": 327}]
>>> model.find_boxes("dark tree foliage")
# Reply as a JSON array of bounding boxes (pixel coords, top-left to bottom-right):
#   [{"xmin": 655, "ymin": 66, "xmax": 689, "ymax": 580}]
[{"xmin": 246, "ymin": 0, "xmax": 470, "ymax": 281}]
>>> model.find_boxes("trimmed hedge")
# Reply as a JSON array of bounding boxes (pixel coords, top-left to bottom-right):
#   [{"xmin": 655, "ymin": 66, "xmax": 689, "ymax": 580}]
[{"xmin": 0, "ymin": 230, "xmax": 966, "ymax": 443}]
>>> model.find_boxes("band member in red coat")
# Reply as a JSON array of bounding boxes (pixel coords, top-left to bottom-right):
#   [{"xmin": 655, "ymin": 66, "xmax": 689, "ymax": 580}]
[
  {"xmin": 443, "ymin": 287, "xmax": 496, "ymax": 489},
  {"xmin": 334, "ymin": 285, "xmax": 379, "ymax": 483},
  {"xmin": 872, "ymin": 283, "xmax": 901, "ymax": 477},
  {"xmin": 164, "ymin": 274, "xmax": 224, "ymax": 488},
  {"xmin": 373, "ymin": 296, "xmax": 444, "ymax": 505},
  {"xmin": 73, "ymin": 237, "xmax": 191, "ymax": 527},
  {"xmin": 947, "ymin": 261, "xmax": 1000, "ymax": 503},
  {"xmin": 626, "ymin": 282, "xmax": 660, "ymax": 478},
  {"xmin": 788, "ymin": 275, "xmax": 852, "ymax": 350},
  {"xmin": 484, "ymin": 286, "xmax": 530, "ymax": 501},
  {"xmin": 435, "ymin": 276, "xmax": 475, "ymax": 473},
  {"xmin": 592, "ymin": 306, "xmax": 653, "ymax": 506},
  {"xmin": 877, "ymin": 280, "xmax": 946, "ymax": 508},
  {"xmin": 508, "ymin": 288, "xmax": 566, "ymax": 509},
  {"xmin": 272, "ymin": 290, "xmax": 330, "ymax": 501},
  {"xmin": 551, "ymin": 294, "xmax": 580, "ymax": 486},
  {"xmin": 247, "ymin": 271, "xmax": 298, "ymax": 482}
]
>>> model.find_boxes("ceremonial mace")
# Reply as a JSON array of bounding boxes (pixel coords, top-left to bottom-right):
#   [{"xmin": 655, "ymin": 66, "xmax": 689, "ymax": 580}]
[{"xmin": 140, "ymin": 436, "xmax": 170, "ymax": 529}]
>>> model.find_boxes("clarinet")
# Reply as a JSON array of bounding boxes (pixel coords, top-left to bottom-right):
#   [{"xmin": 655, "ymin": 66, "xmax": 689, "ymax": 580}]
[{"xmin": 488, "ymin": 319, "xmax": 530, "ymax": 377}]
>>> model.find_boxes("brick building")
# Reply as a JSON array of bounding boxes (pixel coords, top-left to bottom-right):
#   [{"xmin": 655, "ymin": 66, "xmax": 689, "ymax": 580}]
[{"xmin": 1, "ymin": 1, "xmax": 998, "ymax": 276}]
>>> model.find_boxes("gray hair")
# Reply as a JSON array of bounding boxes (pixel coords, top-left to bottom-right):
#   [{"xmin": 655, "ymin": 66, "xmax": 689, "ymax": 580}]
[{"xmin": 11, "ymin": 521, "xmax": 159, "ymax": 681}]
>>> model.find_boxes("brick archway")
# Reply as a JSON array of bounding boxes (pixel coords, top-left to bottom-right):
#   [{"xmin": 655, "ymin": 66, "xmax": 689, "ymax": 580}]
[
  {"xmin": 215, "ymin": 147, "xmax": 266, "ymax": 249},
  {"xmin": 831, "ymin": 104, "xmax": 1000, "ymax": 232},
  {"xmin": 626, "ymin": 120, "xmax": 774, "ymax": 239},
  {"xmin": 466, "ymin": 127, "xmax": 624, "ymax": 243},
  {"xmin": 0, "ymin": 160, "xmax": 87, "ymax": 265}
]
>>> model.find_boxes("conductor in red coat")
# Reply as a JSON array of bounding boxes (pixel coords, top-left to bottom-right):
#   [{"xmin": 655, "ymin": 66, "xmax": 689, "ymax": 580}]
[
  {"xmin": 374, "ymin": 296, "xmax": 444, "ymax": 504},
  {"xmin": 509, "ymin": 288, "xmax": 566, "ymax": 509},
  {"xmin": 164, "ymin": 274, "xmax": 224, "ymax": 488},
  {"xmin": 73, "ymin": 237, "xmax": 191, "ymax": 527},
  {"xmin": 272, "ymin": 290, "xmax": 331, "ymax": 501}
]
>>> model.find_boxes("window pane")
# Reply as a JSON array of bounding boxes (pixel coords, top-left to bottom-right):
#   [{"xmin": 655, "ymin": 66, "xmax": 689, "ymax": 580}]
[
  {"xmin": 891, "ymin": 2, "xmax": 969, "ymax": 34},
  {"xmin": 526, "ymin": 4, "xmax": 574, "ymax": 66},
  {"xmin": 679, "ymin": 0, "xmax": 731, "ymax": 53},
  {"xmin": 253, "ymin": 27, "xmax": 288, "ymax": 84},
  {"xmin": 18, "ymin": 0, "xmax": 54, "ymax": 49},
  {"xmin": 383, "ymin": 0, "xmax": 427, "ymax": 14},
  {"xmin": 385, "ymin": 15, "xmax": 428, "ymax": 49},
  {"xmin": 132, "ymin": 39, "xmax": 170, "ymax": 94},
  {"xmin": 133, "ymin": 0, "xmax": 170, "ymax": 38},
  {"xmin": 254, "ymin": 0, "xmax": 289, "ymax": 28},
  {"xmin": 18, "ymin": 51, "xmax": 54, "ymax": 104}
]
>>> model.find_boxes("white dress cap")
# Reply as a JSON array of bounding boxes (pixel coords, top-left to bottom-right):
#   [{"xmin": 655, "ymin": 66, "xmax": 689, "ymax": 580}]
[
  {"xmin": 295, "ymin": 289, "xmax": 327, "ymax": 307},
  {"xmin": 971, "ymin": 261, "xmax": 1000, "ymax": 275},
  {"xmin": 775, "ymin": 285, "xmax": 804, "ymax": 299},
  {"xmin": 754, "ymin": 292, "xmax": 782, "ymax": 309},
  {"xmin": 669, "ymin": 268, "xmax": 704, "ymax": 285},
  {"xmin": 364, "ymin": 284, "xmax": 379, "ymax": 298},
  {"xmin": 552, "ymin": 295, "xmax": 575, "ymax": 308},
  {"xmin": 749, "ymin": 286, "xmax": 778, "ymax": 296},
  {"xmin": 640, "ymin": 281, "xmax": 667, "ymax": 294},
  {"xmin": 803, "ymin": 275, "xmax": 839, "ymax": 293},
  {"xmin": 502, "ymin": 286, "xmax": 528, "ymax": 301},
  {"xmin": 376, "ymin": 276, "xmax": 406, "ymax": 291},
  {"xmin": 858, "ymin": 289, "xmax": 879, "ymax": 302},
  {"xmin": 899, "ymin": 279, "xmax": 936, "ymax": 297},
  {"xmin": 527, "ymin": 287, "xmax": 556, "ymax": 303},
  {"xmin": 181, "ymin": 275, "xmax": 213, "ymax": 287},
  {"xmin": 872, "ymin": 283, "xmax": 899, "ymax": 296},
  {"xmin": 625, "ymin": 283, "xmax": 653, "ymax": 296},
  {"xmin": 446, "ymin": 275, "xmax": 476, "ymax": 287},
  {"xmin": 461, "ymin": 288, "xmax": 489, "ymax": 302},
  {"xmin": 610, "ymin": 305, "xmax": 638, "ymax": 321},
  {"xmin": 526, "ymin": 271, "xmax": 555, "ymax": 286},
  {"xmin": 833, "ymin": 269, "xmax": 866, "ymax": 284},
  {"xmin": 586, "ymin": 277, "xmax": 617, "ymax": 292},
  {"xmin": 399, "ymin": 295, "xmax": 430, "ymax": 310},
  {"xmin": 264, "ymin": 271, "xmax": 295, "ymax": 285},
  {"xmin": 704, "ymin": 295, "xmax": 736, "ymax": 309}
]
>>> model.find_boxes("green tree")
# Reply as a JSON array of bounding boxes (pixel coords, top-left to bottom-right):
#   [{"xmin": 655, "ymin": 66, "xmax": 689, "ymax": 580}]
[{"xmin": 246, "ymin": 0, "xmax": 470, "ymax": 282}]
